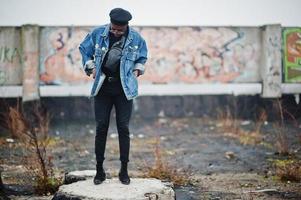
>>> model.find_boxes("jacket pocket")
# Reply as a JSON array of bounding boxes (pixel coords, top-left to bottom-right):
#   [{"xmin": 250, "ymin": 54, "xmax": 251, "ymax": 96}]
[{"xmin": 126, "ymin": 52, "xmax": 137, "ymax": 61}]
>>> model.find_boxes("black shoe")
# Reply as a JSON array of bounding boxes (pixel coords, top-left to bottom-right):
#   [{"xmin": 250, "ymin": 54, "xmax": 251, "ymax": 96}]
[
  {"xmin": 118, "ymin": 170, "xmax": 130, "ymax": 185},
  {"xmin": 93, "ymin": 168, "xmax": 106, "ymax": 185}
]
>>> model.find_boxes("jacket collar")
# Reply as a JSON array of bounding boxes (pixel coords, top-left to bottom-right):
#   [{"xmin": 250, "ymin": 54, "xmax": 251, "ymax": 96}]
[{"xmin": 100, "ymin": 24, "xmax": 110, "ymax": 37}]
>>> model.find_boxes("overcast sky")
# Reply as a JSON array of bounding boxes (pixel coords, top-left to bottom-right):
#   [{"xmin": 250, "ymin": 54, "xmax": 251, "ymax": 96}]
[{"xmin": 0, "ymin": 0, "xmax": 300, "ymax": 26}]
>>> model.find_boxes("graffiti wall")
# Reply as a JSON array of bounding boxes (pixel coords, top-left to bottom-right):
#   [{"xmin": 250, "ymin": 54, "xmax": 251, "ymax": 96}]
[
  {"xmin": 39, "ymin": 26, "xmax": 262, "ymax": 85},
  {"xmin": 139, "ymin": 27, "xmax": 261, "ymax": 84},
  {"xmin": 283, "ymin": 28, "xmax": 301, "ymax": 83},
  {"xmin": 4, "ymin": 25, "xmax": 298, "ymax": 87},
  {"xmin": 40, "ymin": 27, "xmax": 92, "ymax": 85},
  {"xmin": 0, "ymin": 27, "xmax": 23, "ymax": 85}
]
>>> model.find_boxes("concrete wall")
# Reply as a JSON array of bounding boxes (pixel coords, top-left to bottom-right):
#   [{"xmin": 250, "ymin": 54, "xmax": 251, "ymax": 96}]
[
  {"xmin": 39, "ymin": 26, "xmax": 262, "ymax": 85},
  {"xmin": 0, "ymin": 27, "xmax": 22, "ymax": 85},
  {"xmin": 0, "ymin": 25, "xmax": 301, "ymax": 100},
  {"xmin": 39, "ymin": 27, "xmax": 91, "ymax": 85}
]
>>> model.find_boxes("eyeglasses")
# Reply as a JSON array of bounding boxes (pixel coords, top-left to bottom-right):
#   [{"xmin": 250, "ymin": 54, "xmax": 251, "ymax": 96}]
[
  {"xmin": 110, "ymin": 24, "xmax": 127, "ymax": 35},
  {"xmin": 109, "ymin": 28, "xmax": 125, "ymax": 35}
]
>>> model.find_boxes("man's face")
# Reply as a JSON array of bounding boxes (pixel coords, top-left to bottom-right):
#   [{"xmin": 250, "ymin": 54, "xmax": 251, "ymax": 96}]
[{"xmin": 110, "ymin": 23, "xmax": 127, "ymax": 37}]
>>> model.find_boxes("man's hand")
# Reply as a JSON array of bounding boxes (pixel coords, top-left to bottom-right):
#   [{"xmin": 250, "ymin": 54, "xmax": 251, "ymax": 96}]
[
  {"xmin": 85, "ymin": 60, "xmax": 96, "ymax": 77},
  {"xmin": 133, "ymin": 69, "xmax": 141, "ymax": 77}
]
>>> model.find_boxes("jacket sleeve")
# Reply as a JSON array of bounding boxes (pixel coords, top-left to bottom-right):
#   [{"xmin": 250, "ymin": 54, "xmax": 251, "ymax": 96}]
[
  {"xmin": 133, "ymin": 38, "xmax": 148, "ymax": 75},
  {"xmin": 79, "ymin": 32, "xmax": 96, "ymax": 75}
]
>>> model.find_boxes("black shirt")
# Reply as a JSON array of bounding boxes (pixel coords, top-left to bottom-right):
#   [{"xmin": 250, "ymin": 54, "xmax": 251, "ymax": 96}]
[{"xmin": 102, "ymin": 29, "xmax": 128, "ymax": 77}]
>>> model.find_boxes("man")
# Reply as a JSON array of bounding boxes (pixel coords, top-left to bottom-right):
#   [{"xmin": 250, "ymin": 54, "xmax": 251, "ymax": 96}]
[{"xmin": 79, "ymin": 8, "xmax": 148, "ymax": 185}]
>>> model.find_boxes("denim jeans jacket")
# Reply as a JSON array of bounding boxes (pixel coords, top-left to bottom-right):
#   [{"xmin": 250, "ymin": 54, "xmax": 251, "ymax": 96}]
[{"xmin": 79, "ymin": 24, "xmax": 148, "ymax": 100}]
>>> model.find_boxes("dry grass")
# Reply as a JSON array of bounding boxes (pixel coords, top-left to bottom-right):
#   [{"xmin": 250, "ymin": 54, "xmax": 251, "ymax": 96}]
[
  {"xmin": 140, "ymin": 137, "xmax": 192, "ymax": 187},
  {"xmin": 4, "ymin": 102, "xmax": 63, "ymax": 195},
  {"xmin": 254, "ymin": 110, "xmax": 267, "ymax": 134},
  {"xmin": 273, "ymin": 159, "xmax": 301, "ymax": 182},
  {"xmin": 7, "ymin": 106, "xmax": 27, "ymax": 139},
  {"xmin": 274, "ymin": 99, "xmax": 290, "ymax": 155},
  {"xmin": 217, "ymin": 106, "xmax": 239, "ymax": 134},
  {"xmin": 217, "ymin": 98, "xmax": 296, "ymax": 155},
  {"xmin": 217, "ymin": 107, "xmax": 267, "ymax": 146}
]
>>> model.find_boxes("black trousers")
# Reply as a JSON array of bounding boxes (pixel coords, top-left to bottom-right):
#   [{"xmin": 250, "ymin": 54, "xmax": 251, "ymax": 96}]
[{"xmin": 94, "ymin": 79, "xmax": 133, "ymax": 163}]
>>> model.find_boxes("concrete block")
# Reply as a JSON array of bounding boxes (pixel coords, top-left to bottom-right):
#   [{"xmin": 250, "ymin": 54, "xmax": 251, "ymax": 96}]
[{"xmin": 53, "ymin": 171, "xmax": 175, "ymax": 200}]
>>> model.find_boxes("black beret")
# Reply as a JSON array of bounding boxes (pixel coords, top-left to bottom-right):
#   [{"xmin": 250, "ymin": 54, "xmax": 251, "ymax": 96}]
[{"xmin": 109, "ymin": 8, "xmax": 132, "ymax": 25}]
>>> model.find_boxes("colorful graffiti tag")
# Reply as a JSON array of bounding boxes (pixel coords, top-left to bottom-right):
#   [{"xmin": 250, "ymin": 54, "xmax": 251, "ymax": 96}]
[
  {"xmin": 283, "ymin": 28, "xmax": 301, "ymax": 83},
  {"xmin": 39, "ymin": 26, "xmax": 261, "ymax": 85},
  {"xmin": 139, "ymin": 27, "xmax": 261, "ymax": 84},
  {"xmin": 40, "ymin": 27, "xmax": 92, "ymax": 85}
]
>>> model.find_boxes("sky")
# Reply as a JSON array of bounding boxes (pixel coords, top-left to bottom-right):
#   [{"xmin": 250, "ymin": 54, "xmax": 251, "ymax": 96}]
[{"xmin": 0, "ymin": 0, "xmax": 300, "ymax": 26}]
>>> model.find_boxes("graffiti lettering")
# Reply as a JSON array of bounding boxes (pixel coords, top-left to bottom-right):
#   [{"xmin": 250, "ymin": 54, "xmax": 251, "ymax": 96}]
[
  {"xmin": 56, "ymin": 32, "xmax": 65, "ymax": 50},
  {"xmin": 0, "ymin": 70, "xmax": 7, "ymax": 85},
  {"xmin": 39, "ymin": 27, "xmax": 261, "ymax": 85},
  {"xmin": 0, "ymin": 46, "xmax": 23, "ymax": 64},
  {"xmin": 40, "ymin": 27, "xmax": 91, "ymax": 85},
  {"xmin": 140, "ymin": 27, "xmax": 260, "ymax": 83}
]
